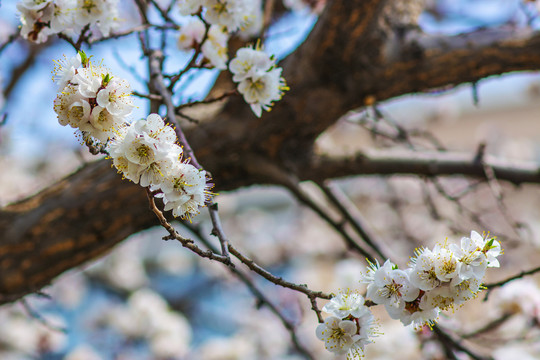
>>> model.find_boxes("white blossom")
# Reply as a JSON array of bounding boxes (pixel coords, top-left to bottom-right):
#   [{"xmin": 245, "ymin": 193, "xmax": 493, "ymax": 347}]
[
  {"xmin": 53, "ymin": 84, "xmax": 91, "ymax": 128},
  {"xmin": 53, "ymin": 53, "xmax": 133, "ymax": 142},
  {"xmin": 366, "ymin": 260, "xmax": 420, "ymax": 309},
  {"xmin": 95, "ymin": 77, "xmax": 133, "ymax": 117},
  {"xmin": 315, "ymin": 316, "xmax": 363, "ymax": 356},
  {"xmin": 17, "ymin": 0, "xmax": 54, "ymax": 43},
  {"xmin": 201, "ymin": 25, "xmax": 229, "ymax": 69},
  {"xmin": 178, "ymin": 0, "xmax": 202, "ymax": 16},
  {"xmin": 237, "ymin": 67, "xmax": 286, "ymax": 117},
  {"xmin": 158, "ymin": 162, "xmax": 210, "ymax": 219},
  {"xmin": 109, "ymin": 116, "xmax": 181, "ymax": 186},
  {"xmin": 73, "ymin": 0, "xmax": 119, "ymax": 37},
  {"xmin": 52, "ymin": 53, "xmax": 82, "ymax": 90},
  {"xmin": 202, "ymin": 0, "xmax": 249, "ymax": 32},
  {"xmin": 177, "ymin": 17, "xmax": 206, "ymax": 51},
  {"xmin": 229, "ymin": 47, "xmax": 274, "ymax": 82},
  {"xmin": 432, "ymin": 245, "xmax": 459, "ymax": 282},
  {"xmin": 449, "ymin": 233, "xmax": 488, "ymax": 281},
  {"xmin": 386, "ymin": 303, "xmax": 440, "ymax": 330},
  {"xmin": 323, "ymin": 290, "xmax": 369, "ymax": 319},
  {"xmin": 451, "ymin": 277, "xmax": 481, "ymax": 304},
  {"xmin": 409, "ymin": 248, "xmax": 441, "ymax": 291},
  {"xmin": 238, "ymin": 0, "xmax": 263, "ymax": 38}
]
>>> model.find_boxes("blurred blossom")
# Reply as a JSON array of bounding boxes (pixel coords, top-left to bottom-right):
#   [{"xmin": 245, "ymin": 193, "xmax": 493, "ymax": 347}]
[
  {"xmin": 493, "ymin": 278, "xmax": 540, "ymax": 318},
  {"xmin": 104, "ymin": 288, "xmax": 192, "ymax": 359},
  {"xmin": 363, "ymin": 322, "xmax": 420, "ymax": 359},
  {"xmin": 197, "ymin": 336, "xmax": 257, "ymax": 360},
  {"xmin": 50, "ymin": 271, "xmax": 88, "ymax": 309},
  {"xmin": 86, "ymin": 238, "xmax": 148, "ymax": 291},
  {"xmin": 333, "ymin": 259, "xmax": 366, "ymax": 290},
  {"xmin": 154, "ymin": 244, "xmax": 195, "ymax": 275},
  {"xmin": 493, "ymin": 343, "xmax": 540, "ymax": 360},
  {"xmin": 0, "ymin": 308, "xmax": 67, "ymax": 356},
  {"xmin": 64, "ymin": 345, "xmax": 103, "ymax": 360}
]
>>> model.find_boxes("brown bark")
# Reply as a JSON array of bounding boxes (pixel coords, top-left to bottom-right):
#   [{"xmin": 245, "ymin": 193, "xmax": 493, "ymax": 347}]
[{"xmin": 2, "ymin": 0, "xmax": 540, "ymax": 303}]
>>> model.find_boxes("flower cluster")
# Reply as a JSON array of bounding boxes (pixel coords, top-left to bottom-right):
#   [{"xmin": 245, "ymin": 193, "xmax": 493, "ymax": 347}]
[
  {"xmin": 363, "ymin": 231, "xmax": 502, "ymax": 329},
  {"xmin": 17, "ymin": 0, "xmax": 120, "ymax": 43},
  {"xmin": 178, "ymin": 0, "xmax": 260, "ymax": 33},
  {"xmin": 53, "ymin": 52, "xmax": 212, "ymax": 219},
  {"xmin": 229, "ymin": 46, "xmax": 288, "ymax": 117},
  {"xmin": 53, "ymin": 52, "xmax": 133, "ymax": 143},
  {"xmin": 109, "ymin": 114, "xmax": 212, "ymax": 219},
  {"xmin": 175, "ymin": 1, "xmax": 285, "ymax": 117},
  {"xmin": 318, "ymin": 231, "xmax": 502, "ymax": 358},
  {"xmin": 316, "ymin": 290, "xmax": 376, "ymax": 359}
]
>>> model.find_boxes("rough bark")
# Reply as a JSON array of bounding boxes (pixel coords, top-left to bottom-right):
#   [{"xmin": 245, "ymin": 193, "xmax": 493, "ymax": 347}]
[{"xmin": 2, "ymin": 0, "xmax": 540, "ymax": 303}]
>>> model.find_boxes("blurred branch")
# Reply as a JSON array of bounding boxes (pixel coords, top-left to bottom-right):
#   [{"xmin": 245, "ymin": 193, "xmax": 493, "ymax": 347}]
[
  {"xmin": 302, "ymin": 150, "xmax": 540, "ymax": 185},
  {"xmin": 316, "ymin": 181, "xmax": 387, "ymax": 260},
  {"xmin": 485, "ymin": 265, "xmax": 540, "ymax": 293},
  {"xmin": 432, "ymin": 325, "xmax": 493, "ymax": 360},
  {"xmin": 282, "ymin": 178, "xmax": 376, "ymax": 262},
  {"xmin": 4, "ymin": 42, "xmax": 47, "ymax": 99}
]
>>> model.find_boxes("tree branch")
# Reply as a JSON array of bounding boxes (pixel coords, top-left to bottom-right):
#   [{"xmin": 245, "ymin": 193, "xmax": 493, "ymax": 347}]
[{"xmin": 301, "ymin": 150, "xmax": 540, "ymax": 185}]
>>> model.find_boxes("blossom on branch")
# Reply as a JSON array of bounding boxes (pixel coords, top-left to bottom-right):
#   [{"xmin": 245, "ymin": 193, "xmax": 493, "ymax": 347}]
[
  {"xmin": 317, "ymin": 290, "xmax": 376, "ymax": 359},
  {"xmin": 230, "ymin": 46, "xmax": 288, "ymax": 117},
  {"xmin": 53, "ymin": 51, "xmax": 133, "ymax": 142},
  {"xmin": 17, "ymin": 0, "xmax": 120, "ymax": 43}
]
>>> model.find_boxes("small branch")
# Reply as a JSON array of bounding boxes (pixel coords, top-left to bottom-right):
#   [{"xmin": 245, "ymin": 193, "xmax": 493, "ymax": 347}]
[
  {"xmin": 432, "ymin": 325, "xmax": 493, "ymax": 360},
  {"xmin": 132, "ymin": 91, "xmax": 163, "ymax": 101},
  {"xmin": 303, "ymin": 150, "xmax": 540, "ymax": 185},
  {"xmin": 21, "ymin": 298, "xmax": 68, "ymax": 333},
  {"xmin": 282, "ymin": 179, "xmax": 376, "ymax": 262},
  {"xmin": 169, "ymin": 16, "xmax": 210, "ymax": 89},
  {"xmin": 461, "ymin": 313, "xmax": 513, "ymax": 339},
  {"xmin": 176, "ymin": 90, "xmax": 237, "ymax": 110},
  {"xmin": 147, "ymin": 49, "xmax": 202, "ymax": 168},
  {"xmin": 485, "ymin": 265, "xmax": 540, "ymax": 292},
  {"xmin": 0, "ymin": 32, "xmax": 19, "ymax": 54},
  {"xmin": 316, "ymin": 181, "xmax": 387, "ymax": 260},
  {"xmin": 208, "ymin": 203, "xmax": 230, "ymax": 259},
  {"xmin": 228, "ymin": 245, "xmax": 332, "ymax": 301},
  {"xmin": 88, "ymin": 25, "xmax": 153, "ymax": 44},
  {"xmin": 145, "ymin": 188, "xmax": 231, "ymax": 264}
]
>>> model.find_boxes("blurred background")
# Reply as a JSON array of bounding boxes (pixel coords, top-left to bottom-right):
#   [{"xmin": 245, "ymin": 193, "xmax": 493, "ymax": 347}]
[{"xmin": 2, "ymin": 0, "xmax": 540, "ymax": 359}]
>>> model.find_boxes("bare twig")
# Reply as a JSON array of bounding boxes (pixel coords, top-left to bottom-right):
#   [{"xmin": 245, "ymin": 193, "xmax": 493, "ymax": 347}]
[
  {"xmin": 208, "ymin": 203, "xmax": 230, "ymax": 259},
  {"xmin": 228, "ymin": 245, "xmax": 332, "ymax": 301},
  {"xmin": 316, "ymin": 181, "xmax": 387, "ymax": 260},
  {"xmin": 432, "ymin": 325, "xmax": 492, "ymax": 360},
  {"xmin": 176, "ymin": 90, "xmax": 238, "ymax": 110},
  {"xmin": 20, "ymin": 298, "xmax": 68, "ymax": 333},
  {"xmin": 485, "ymin": 265, "xmax": 540, "ymax": 292},
  {"xmin": 145, "ymin": 188, "xmax": 231, "ymax": 264},
  {"xmin": 282, "ymin": 179, "xmax": 376, "ymax": 262}
]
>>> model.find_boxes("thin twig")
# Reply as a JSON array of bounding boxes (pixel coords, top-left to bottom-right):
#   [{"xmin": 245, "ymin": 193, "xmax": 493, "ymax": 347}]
[
  {"xmin": 176, "ymin": 90, "xmax": 237, "ymax": 110},
  {"xmin": 228, "ymin": 245, "xmax": 332, "ymax": 301},
  {"xmin": 316, "ymin": 181, "xmax": 387, "ymax": 260},
  {"xmin": 208, "ymin": 203, "xmax": 231, "ymax": 259},
  {"xmin": 432, "ymin": 325, "xmax": 493, "ymax": 360},
  {"xmin": 169, "ymin": 15, "xmax": 210, "ymax": 89},
  {"xmin": 145, "ymin": 188, "xmax": 231, "ymax": 264},
  {"xmin": 282, "ymin": 180, "xmax": 376, "ymax": 262},
  {"xmin": 485, "ymin": 265, "xmax": 540, "ymax": 292},
  {"xmin": 21, "ymin": 298, "xmax": 68, "ymax": 333}
]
